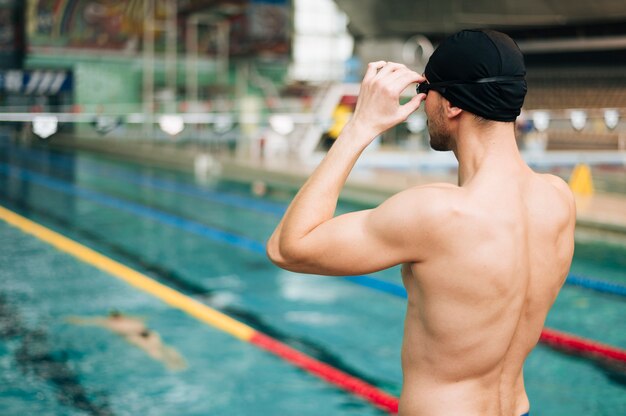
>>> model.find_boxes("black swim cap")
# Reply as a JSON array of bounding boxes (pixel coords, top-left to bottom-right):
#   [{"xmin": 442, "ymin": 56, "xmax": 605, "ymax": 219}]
[{"xmin": 424, "ymin": 29, "xmax": 527, "ymax": 122}]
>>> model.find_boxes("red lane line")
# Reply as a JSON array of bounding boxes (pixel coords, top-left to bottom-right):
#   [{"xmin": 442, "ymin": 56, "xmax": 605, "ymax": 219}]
[
  {"xmin": 540, "ymin": 328, "xmax": 626, "ymax": 363},
  {"xmin": 250, "ymin": 332, "xmax": 399, "ymax": 414}
]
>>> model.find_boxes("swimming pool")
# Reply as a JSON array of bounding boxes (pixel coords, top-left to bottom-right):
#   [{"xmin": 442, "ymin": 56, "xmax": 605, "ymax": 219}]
[{"xmin": 0, "ymin": 137, "xmax": 624, "ymax": 415}]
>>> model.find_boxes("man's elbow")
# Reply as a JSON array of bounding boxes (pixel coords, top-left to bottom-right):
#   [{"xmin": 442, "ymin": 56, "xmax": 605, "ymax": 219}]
[
  {"xmin": 266, "ymin": 236, "xmax": 287, "ymax": 268},
  {"xmin": 266, "ymin": 237, "xmax": 308, "ymax": 271}
]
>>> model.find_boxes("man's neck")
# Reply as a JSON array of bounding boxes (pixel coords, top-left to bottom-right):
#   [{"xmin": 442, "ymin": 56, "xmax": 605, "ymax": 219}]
[{"xmin": 452, "ymin": 120, "xmax": 524, "ymax": 186}]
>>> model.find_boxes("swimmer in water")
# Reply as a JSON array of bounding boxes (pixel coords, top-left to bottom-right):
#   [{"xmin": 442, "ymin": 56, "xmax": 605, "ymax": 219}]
[
  {"xmin": 68, "ymin": 310, "xmax": 186, "ymax": 371},
  {"xmin": 267, "ymin": 29, "xmax": 575, "ymax": 415}
]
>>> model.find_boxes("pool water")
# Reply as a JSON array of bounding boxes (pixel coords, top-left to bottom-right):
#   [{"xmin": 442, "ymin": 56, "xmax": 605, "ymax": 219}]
[{"xmin": 0, "ymin": 137, "xmax": 624, "ymax": 415}]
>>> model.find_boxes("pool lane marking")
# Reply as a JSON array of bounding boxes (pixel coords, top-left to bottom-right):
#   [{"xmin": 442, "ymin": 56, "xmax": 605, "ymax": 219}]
[
  {"xmin": 540, "ymin": 328, "xmax": 626, "ymax": 363},
  {"xmin": 566, "ymin": 274, "xmax": 626, "ymax": 298},
  {"xmin": 250, "ymin": 332, "xmax": 399, "ymax": 412},
  {"xmin": 0, "ymin": 204, "xmax": 400, "ymax": 414},
  {"xmin": 5, "ymin": 149, "xmax": 626, "ymax": 300},
  {"xmin": 0, "ymin": 163, "xmax": 266, "ymax": 254},
  {"xmin": 3, "ymin": 143, "xmax": 286, "ymax": 216}
]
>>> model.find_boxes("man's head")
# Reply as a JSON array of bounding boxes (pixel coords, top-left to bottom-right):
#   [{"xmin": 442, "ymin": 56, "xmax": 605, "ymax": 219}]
[
  {"xmin": 420, "ymin": 29, "xmax": 527, "ymax": 151},
  {"xmin": 109, "ymin": 309, "xmax": 122, "ymax": 318}
]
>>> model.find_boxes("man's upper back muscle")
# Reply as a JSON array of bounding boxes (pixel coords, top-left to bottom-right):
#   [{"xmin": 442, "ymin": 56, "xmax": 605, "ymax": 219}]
[{"xmin": 399, "ymin": 171, "xmax": 575, "ymax": 415}]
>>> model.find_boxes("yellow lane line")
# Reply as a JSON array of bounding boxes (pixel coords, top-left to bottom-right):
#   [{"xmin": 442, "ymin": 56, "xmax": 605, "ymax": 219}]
[{"xmin": 0, "ymin": 204, "xmax": 256, "ymax": 341}]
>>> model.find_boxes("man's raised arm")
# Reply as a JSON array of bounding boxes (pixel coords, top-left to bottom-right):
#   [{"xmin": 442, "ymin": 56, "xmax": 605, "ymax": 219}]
[{"xmin": 266, "ymin": 62, "xmax": 428, "ymax": 275}]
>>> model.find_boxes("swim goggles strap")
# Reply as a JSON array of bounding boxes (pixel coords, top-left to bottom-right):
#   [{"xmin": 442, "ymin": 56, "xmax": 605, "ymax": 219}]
[{"xmin": 417, "ymin": 75, "xmax": 525, "ymax": 94}]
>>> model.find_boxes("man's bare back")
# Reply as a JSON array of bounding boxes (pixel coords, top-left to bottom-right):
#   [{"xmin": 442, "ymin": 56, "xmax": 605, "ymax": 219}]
[
  {"xmin": 398, "ymin": 171, "xmax": 574, "ymax": 415},
  {"xmin": 267, "ymin": 30, "xmax": 576, "ymax": 415}
]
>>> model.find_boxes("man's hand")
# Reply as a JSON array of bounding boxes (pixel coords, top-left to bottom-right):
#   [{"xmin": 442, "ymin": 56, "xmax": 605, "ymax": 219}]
[{"xmin": 348, "ymin": 61, "xmax": 427, "ymax": 146}]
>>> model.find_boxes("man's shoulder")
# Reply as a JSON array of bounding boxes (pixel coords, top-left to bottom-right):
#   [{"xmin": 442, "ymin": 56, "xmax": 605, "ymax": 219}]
[
  {"xmin": 538, "ymin": 173, "xmax": 576, "ymax": 208},
  {"xmin": 391, "ymin": 182, "xmax": 461, "ymax": 205},
  {"xmin": 378, "ymin": 182, "xmax": 462, "ymax": 225},
  {"xmin": 535, "ymin": 173, "xmax": 576, "ymax": 228},
  {"xmin": 369, "ymin": 183, "xmax": 462, "ymax": 254},
  {"xmin": 540, "ymin": 173, "xmax": 571, "ymax": 193}
]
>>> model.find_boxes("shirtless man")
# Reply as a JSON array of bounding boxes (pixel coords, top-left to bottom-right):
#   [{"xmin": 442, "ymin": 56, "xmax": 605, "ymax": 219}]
[{"xmin": 267, "ymin": 30, "xmax": 575, "ymax": 415}]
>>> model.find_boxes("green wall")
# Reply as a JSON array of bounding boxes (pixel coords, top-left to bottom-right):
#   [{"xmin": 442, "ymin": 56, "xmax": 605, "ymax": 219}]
[{"xmin": 25, "ymin": 52, "xmax": 289, "ymax": 114}]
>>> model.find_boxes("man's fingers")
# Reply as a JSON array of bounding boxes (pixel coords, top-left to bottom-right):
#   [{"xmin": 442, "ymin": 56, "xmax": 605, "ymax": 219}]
[
  {"xmin": 374, "ymin": 65, "xmax": 424, "ymax": 96},
  {"xmin": 400, "ymin": 93, "xmax": 427, "ymax": 119},
  {"xmin": 391, "ymin": 69, "xmax": 426, "ymax": 86},
  {"xmin": 375, "ymin": 62, "xmax": 407, "ymax": 78},
  {"xmin": 389, "ymin": 71, "xmax": 424, "ymax": 95},
  {"xmin": 363, "ymin": 61, "xmax": 387, "ymax": 82}
]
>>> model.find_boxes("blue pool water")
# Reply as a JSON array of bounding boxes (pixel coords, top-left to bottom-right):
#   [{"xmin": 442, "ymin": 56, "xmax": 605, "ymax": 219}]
[{"xmin": 0, "ymin": 138, "xmax": 624, "ymax": 415}]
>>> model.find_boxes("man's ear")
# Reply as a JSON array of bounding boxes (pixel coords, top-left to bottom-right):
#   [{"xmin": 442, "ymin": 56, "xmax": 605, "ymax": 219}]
[{"xmin": 442, "ymin": 98, "xmax": 463, "ymax": 119}]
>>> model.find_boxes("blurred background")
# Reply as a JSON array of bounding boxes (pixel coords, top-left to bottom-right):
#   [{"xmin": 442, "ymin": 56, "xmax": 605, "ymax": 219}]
[
  {"xmin": 1, "ymin": 0, "xmax": 625, "ymax": 172},
  {"xmin": 0, "ymin": 1, "xmax": 625, "ymax": 415}
]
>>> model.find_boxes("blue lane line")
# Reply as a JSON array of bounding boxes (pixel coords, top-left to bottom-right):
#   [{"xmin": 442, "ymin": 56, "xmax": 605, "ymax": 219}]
[
  {"xmin": 4, "ymin": 145, "xmax": 626, "ymax": 300},
  {"xmin": 0, "ymin": 163, "xmax": 267, "ymax": 255},
  {"xmin": 346, "ymin": 275, "xmax": 408, "ymax": 298},
  {"xmin": 0, "ymin": 143, "xmax": 286, "ymax": 216},
  {"xmin": 566, "ymin": 274, "xmax": 626, "ymax": 298},
  {"xmin": 0, "ymin": 161, "xmax": 408, "ymax": 298}
]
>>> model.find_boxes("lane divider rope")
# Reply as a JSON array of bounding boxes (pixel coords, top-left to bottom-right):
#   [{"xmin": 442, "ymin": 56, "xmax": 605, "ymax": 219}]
[
  {"xmin": 566, "ymin": 274, "xmax": 626, "ymax": 298},
  {"xmin": 0, "ymin": 204, "xmax": 400, "ymax": 414},
  {"xmin": 3, "ymin": 149, "xmax": 626, "ymax": 299},
  {"xmin": 540, "ymin": 328, "xmax": 626, "ymax": 363}
]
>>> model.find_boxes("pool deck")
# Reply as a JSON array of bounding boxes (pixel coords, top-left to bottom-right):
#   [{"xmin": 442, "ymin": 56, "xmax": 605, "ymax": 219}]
[{"xmin": 41, "ymin": 135, "xmax": 626, "ymax": 242}]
